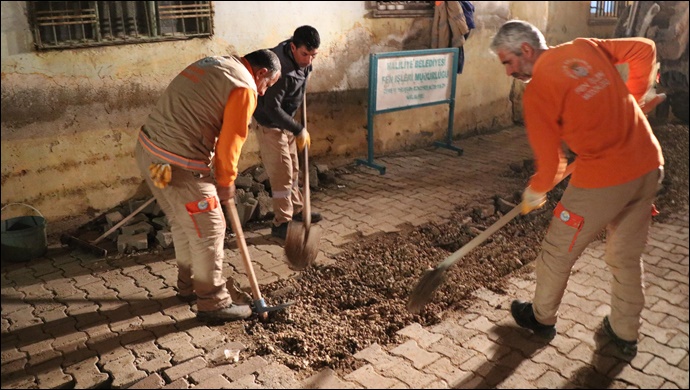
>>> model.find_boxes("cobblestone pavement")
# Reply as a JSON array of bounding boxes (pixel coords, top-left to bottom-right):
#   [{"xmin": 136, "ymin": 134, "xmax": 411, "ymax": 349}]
[{"xmin": 2, "ymin": 126, "xmax": 688, "ymax": 389}]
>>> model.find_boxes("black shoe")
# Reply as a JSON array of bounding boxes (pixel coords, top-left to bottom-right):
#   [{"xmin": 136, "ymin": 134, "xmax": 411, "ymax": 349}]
[
  {"xmin": 176, "ymin": 293, "xmax": 196, "ymax": 303},
  {"xmin": 271, "ymin": 222, "xmax": 289, "ymax": 240},
  {"xmin": 511, "ymin": 300, "xmax": 556, "ymax": 336},
  {"xmin": 197, "ymin": 303, "xmax": 252, "ymax": 322},
  {"xmin": 602, "ymin": 316, "xmax": 638, "ymax": 356},
  {"xmin": 293, "ymin": 211, "xmax": 322, "ymax": 223}
]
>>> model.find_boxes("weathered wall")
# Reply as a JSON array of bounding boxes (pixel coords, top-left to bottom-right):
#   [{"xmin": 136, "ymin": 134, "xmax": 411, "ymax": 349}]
[
  {"xmin": 546, "ymin": 1, "xmax": 619, "ymax": 44},
  {"xmin": 1, "ymin": 1, "xmax": 613, "ymax": 235}
]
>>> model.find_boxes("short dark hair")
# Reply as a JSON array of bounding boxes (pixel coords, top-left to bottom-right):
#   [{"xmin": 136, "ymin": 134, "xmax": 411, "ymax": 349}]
[
  {"xmin": 292, "ymin": 25, "xmax": 320, "ymax": 51},
  {"xmin": 244, "ymin": 49, "xmax": 281, "ymax": 76}
]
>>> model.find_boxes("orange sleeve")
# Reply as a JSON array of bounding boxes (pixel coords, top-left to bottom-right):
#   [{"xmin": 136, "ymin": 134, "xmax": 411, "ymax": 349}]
[
  {"xmin": 214, "ymin": 88, "xmax": 257, "ymax": 196},
  {"xmin": 522, "ymin": 72, "xmax": 569, "ymax": 193},
  {"xmin": 523, "ymin": 39, "xmax": 662, "ymax": 192},
  {"xmin": 589, "ymin": 37, "xmax": 657, "ymax": 102}
]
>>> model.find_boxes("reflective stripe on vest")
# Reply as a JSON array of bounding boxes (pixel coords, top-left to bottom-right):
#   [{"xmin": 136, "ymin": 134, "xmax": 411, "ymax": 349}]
[{"xmin": 138, "ymin": 130, "xmax": 211, "ymax": 172}]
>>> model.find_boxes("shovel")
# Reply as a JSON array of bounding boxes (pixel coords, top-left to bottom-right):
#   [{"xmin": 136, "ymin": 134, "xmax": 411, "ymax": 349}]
[
  {"xmin": 284, "ymin": 91, "xmax": 322, "ymax": 270},
  {"xmin": 407, "ymin": 162, "xmax": 575, "ymax": 313},
  {"xmin": 223, "ymin": 201, "xmax": 294, "ymax": 320}
]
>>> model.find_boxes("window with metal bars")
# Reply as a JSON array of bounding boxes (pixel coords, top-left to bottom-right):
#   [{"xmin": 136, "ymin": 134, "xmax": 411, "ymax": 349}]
[
  {"xmin": 369, "ymin": 1, "xmax": 435, "ymax": 18},
  {"xmin": 28, "ymin": 1, "xmax": 213, "ymax": 50},
  {"xmin": 589, "ymin": 1, "xmax": 630, "ymax": 24}
]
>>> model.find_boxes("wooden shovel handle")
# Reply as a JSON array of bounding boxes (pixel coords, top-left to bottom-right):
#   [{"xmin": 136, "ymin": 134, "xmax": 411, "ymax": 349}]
[
  {"xmin": 223, "ymin": 201, "xmax": 265, "ymax": 311},
  {"xmin": 437, "ymin": 162, "xmax": 575, "ymax": 271},
  {"xmin": 301, "ymin": 90, "xmax": 311, "ymax": 229}
]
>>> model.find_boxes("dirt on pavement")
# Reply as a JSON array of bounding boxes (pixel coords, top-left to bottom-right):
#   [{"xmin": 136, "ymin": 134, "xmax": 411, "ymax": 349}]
[{"xmin": 220, "ymin": 121, "xmax": 689, "ymax": 379}]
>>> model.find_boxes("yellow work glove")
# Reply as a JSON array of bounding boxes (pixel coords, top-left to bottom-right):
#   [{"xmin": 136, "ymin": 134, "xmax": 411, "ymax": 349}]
[
  {"xmin": 296, "ymin": 129, "xmax": 311, "ymax": 152},
  {"xmin": 148, "ymin": 163, "xmax": 172, "ymax": 189},
  {"xmin": 521, "ymin": 187, "xmax": 546, "ymax": 215}
]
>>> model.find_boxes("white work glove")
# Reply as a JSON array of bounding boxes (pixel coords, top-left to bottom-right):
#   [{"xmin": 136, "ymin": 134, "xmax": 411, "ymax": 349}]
[
  {"xmin": 639, "ymin": 93, "xmax": 666, "ymax": 115},
  {"xmin": 521, "ymin": 187, "xmax": 547, "ymax": 215},
  {"xmin": 296, "ymin": 129, "xmax": 311, "ymax": 152}
]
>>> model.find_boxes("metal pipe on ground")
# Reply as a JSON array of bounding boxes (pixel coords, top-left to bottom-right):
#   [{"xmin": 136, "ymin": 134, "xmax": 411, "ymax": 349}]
[{"xmin": 61, "ymin": 197, "xmax": 156, "ymax": 258}]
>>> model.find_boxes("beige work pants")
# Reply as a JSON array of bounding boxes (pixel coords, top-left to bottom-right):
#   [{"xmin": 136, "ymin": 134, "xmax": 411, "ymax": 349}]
[
  {"xmin": 256, "ymin": 124, "xmax": 303, "ymax": 226},
  {"xmin": 533, "ymin": 167, "xmax": 662, "ymax": 342},
  {"xmin": 135, "ymin": 142, "xmax": 232, "ymax": 311}
]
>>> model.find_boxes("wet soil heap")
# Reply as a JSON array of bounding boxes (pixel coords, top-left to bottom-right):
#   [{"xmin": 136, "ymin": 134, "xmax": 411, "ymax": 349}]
[{"xmin": 227, "ymin": 122, "xmax": 689, "ymax": 378}]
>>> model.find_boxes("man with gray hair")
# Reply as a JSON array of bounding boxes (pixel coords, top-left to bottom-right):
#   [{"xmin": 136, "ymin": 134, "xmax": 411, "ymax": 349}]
[
  {"xmin": 491, "ymin": 20, "xmax": 665, "ymax": 356},
  {"xmin": 135, "ymin": 49, "xmax": 280, "ymax": 322}
]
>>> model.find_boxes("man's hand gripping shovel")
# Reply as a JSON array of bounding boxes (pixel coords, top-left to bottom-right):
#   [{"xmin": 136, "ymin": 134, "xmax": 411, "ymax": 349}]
[{"xmin": 407, "ymin": 162, "xmax": 576, "ymax": 313}]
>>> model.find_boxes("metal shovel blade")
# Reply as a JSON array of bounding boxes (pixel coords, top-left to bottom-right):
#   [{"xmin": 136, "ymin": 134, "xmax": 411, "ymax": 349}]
[
  {"xmin": 284, "ymin": 222, "xmax": 322, "ymax": 271},
  {"xmin": 253, "ymin": 298, "xmax": 296, "ymax": 313}
]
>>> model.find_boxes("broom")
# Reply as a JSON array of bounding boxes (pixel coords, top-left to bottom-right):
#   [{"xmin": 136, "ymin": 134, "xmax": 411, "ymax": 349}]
[
  {"xmin": 284, "ymin": 90, "xmax": 322, "ymax": 270},
  {"xmin": 407, "ymin": 163, "xmax": 575, "ymax": 313}
]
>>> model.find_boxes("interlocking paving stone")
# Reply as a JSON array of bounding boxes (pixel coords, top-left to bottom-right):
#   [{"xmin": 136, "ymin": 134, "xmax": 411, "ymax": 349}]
[
  {"xmin": 129, "ymin": 372, "xmax": 165, "ymax": 389},
  {"xmin": 64, "ymin": 355, "xmax": 110, "ymax": 389},
  {"xmin": 1, "ymin": 127, "xmax": 687, "ymax": 389},
  {"xmin": 301, "ymin": 367, "xmax": 360, "ymax": 389},
  {"xmin": 396, "ymin": 323, "xmax": 443, "ymax": 348},
  {"xmin": 344, "ymin": 364, "xmax": 403, "ymax": 389},
  {"xmin": 162, "ymin": 356, "xmax": 207, "ymax": 382}
]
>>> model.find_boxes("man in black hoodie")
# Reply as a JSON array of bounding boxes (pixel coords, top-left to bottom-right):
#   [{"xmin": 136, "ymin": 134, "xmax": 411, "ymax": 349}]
[{"xmin": 253, "ymin": 25, "xmax": 322, "ymax": 239}]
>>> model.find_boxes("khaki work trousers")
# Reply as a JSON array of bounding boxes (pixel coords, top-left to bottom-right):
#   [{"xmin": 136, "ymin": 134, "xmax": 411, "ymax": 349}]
[
  {"xmin": 135, "ymin": 142, "xmax": 232, "ymax": 311},
  {"xmin": 256, "ymin": 124, "xmax": 304, "ymax": 226},
  {"xmin": 533, "ymin": 167, "xmax": 662, "ymax": 342}
]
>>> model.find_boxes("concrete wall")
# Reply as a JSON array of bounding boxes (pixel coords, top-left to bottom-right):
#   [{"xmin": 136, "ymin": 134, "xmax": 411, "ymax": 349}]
[{"xmin": 1, "ymin": 1, "xmax": 615, "ymax": 235}]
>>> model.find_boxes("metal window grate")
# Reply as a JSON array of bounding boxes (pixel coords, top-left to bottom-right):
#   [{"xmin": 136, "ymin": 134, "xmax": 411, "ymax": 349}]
[
  {"xmin": 158, "ymin": 2, "xmax": 212, "ymax": 37},
  {"xmin": 29, "ymin": 1, "xmax": 212, "ymax": 50},
  {"xmin": 371, "ymin": 1, "xmax": 435, "ymax": 18},
  {"xmin": 33, "ymin": 2, "xmax": 99, "ymax": 47},
  {"xmin": 589, "ymin": 1, "xmax": 629, "ymax": 20}
]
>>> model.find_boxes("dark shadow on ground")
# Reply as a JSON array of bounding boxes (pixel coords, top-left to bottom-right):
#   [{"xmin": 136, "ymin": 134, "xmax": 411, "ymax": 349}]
[
  {"xmin": 452, "ymin": 324, "xmax": 554, "ymax": 388},
  {"xmin": 562, "ymin": 321, "xmax": 631, "ymax": 388},
  {"xmin": 1, "ymin": 292, "xmax": 206, "ymax": 383}
]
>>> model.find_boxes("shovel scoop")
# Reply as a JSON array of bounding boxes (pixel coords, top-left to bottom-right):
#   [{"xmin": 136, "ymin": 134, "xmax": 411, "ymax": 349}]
[
  {"xmin": 284, "ymin": 90, "xmax": 322, "ymax": 270},
  {"xmin": 285, "ymin": 217, "xmax": 322, "ymax": 270},
  {"xmin": 284, "ymin": 145, "xmax": 322, "ymax": 270}
]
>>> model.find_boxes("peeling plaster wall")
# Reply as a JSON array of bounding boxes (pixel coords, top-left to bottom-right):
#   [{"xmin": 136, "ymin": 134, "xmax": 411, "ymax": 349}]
[
  {"xmin": 1, "ymin": 1, "xmax": 611, "ymax": 235},
  {"xmin": 547, "ymin": 1, "xmax": 620, "ymax": 44}
]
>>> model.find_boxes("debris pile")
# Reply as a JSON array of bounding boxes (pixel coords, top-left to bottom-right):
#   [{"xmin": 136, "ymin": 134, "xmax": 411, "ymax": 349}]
[{"xmin": 68, "ymin": 162, "xmax": 335, "ymax": 255}]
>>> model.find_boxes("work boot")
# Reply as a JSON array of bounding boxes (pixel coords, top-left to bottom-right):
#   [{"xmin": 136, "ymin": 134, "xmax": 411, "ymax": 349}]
[
  {"xmin": 176, "ymin": 293, "xmax": 196, "ymax": 303},
  {"xmin": 511, "ymin": 300, "xmax": 556, "ymax": 337},
  {"xmin": 293, "ymin": 211, "xmax": 322, "ymax": 223},
  {"xmin": 227, "ymin": 279, "xmax": 253, "ymax": 305},
  {"xmin": 197, "ymin": 303, "xmax": 252, "ymax": 322},
  {"xmin": 271, "ymin": 222, "xmax": 289, "ymax": 240},
  {"xmin": 602, "ymin": 316, "xmax": 638, "ymax": 356}
]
